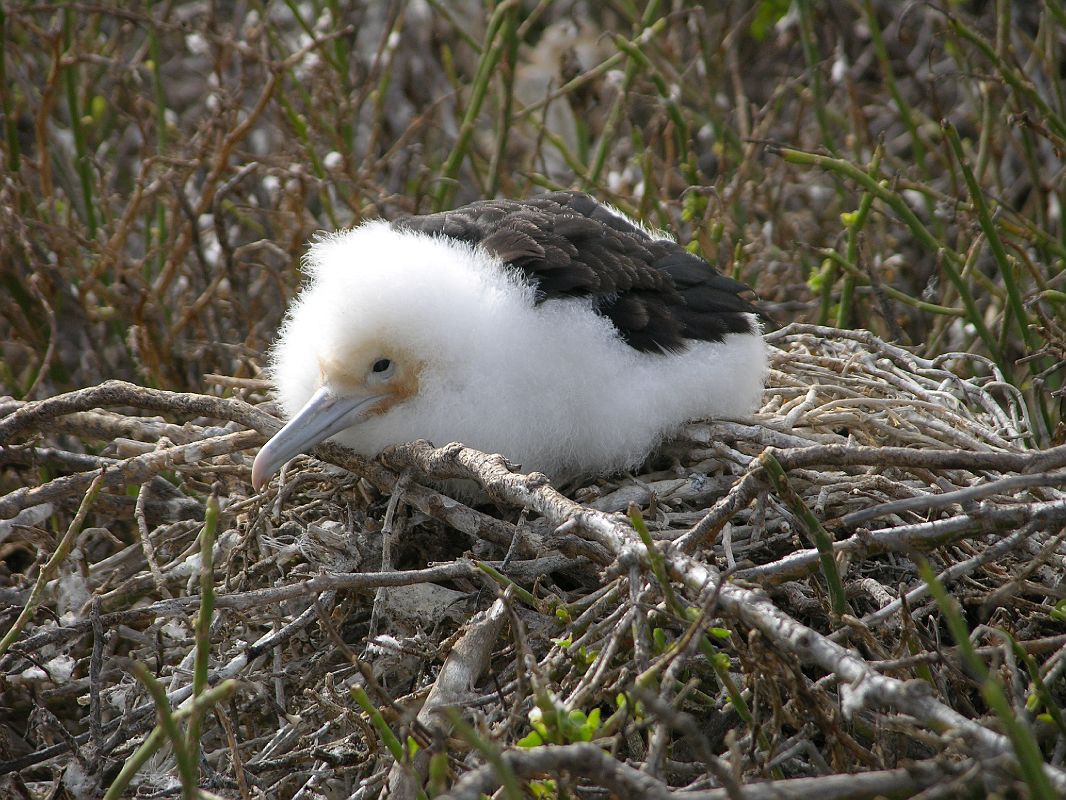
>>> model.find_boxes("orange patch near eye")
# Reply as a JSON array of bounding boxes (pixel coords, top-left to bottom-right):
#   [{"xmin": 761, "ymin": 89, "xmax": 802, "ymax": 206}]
[
  {"xmin": 316, "ymin": 351, "xmax": 422, "ymax": 414},
  {"xmin": 318, "ymin": 356, "xmax": 364, "ymax": 393},
  {"xmin": 369, "ymin": 364, "xmax": 421, "ymax": 415}
]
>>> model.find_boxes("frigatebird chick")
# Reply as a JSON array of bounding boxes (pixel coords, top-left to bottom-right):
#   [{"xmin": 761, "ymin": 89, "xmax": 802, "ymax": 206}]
[{"xmin": 251, "ymin": 191, "xmax": 767, "ymax": 491}]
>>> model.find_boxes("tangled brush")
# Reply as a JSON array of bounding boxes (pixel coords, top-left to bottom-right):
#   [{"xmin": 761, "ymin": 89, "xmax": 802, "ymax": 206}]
[{"xmin": 1, "ymin": 324, "xmax": 1064, "ymax": 798}]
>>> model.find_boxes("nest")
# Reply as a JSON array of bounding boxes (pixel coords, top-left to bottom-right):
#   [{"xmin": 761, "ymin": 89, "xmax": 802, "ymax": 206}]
[{"xmin": 1, "ymin": 323, "xmax": 1065, "ymax": 799}]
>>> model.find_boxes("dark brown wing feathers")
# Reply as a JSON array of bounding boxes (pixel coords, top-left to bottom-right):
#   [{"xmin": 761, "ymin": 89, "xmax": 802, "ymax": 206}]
[{"xmin": 392, "ymin": 191, "xmax": 758, "ymax": 353}]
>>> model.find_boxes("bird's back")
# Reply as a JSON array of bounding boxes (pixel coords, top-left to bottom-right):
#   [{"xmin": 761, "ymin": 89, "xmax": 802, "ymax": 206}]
[{"xmin": 393, "ymin": 191, "xmax": 760, "ymax": 353}]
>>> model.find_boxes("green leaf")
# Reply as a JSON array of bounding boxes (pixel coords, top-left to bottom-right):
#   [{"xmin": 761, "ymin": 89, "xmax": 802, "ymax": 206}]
[
  {"xmin": 90, "ymin": 95, "xmax": 106, "ymax": 123},
  {"xmin": 807, "ymin": 260, "xmax": 831, "ymax": 292},
  {"xmin": 517, "ymin": 730, "xmax": 544, "ymax": 748},
  {"xmin": 528, "ymin": 707, "xmax": 548, "ymax": 738},
  {"xmin": 565, "ymin": 709, "xmax": 587, "ymax": 737},
  {"xmin": 1050, "ymin": 599, "xmax": 1066, "ymax": 622},
  {"xmin": 581, "ymin": 707, "xmax": 602, "ymax": 741},
  {"xmin": 749, "ymin": 0, "xmax": 791, "ymax": 41},
  {"xmin": 530, "ymin": 779, "xmax": 557, "ymax": 798}
]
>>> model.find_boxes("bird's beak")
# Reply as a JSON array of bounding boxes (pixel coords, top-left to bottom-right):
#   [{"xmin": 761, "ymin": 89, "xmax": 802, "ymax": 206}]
[{"xmin": 251, "ymin": 385, "xmax": 385, "ymax": 491}]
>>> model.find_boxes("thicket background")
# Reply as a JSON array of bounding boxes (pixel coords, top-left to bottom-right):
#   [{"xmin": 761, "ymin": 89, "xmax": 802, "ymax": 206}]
[
  {"xmin": 2, "ymin": 1, "xmax": 1063, "ymax": 427},
  {"xmin": 2, "ymin": 1, "xmax": 1065, "ymax": 798}
]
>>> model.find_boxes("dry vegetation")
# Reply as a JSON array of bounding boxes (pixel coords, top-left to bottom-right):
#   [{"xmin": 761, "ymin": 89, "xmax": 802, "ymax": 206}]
[{"xmin": 2, "ymin": 1, "xmax": 1066, "ymax": 798}]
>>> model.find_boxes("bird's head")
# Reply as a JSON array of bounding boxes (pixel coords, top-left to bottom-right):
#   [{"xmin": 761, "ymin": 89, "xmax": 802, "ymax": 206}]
[
  {"xmin": 250, "ymin": 340, "xmax": 423, "ymax": 491},
  {"xmin": 250, "ymin": 221, "xmax": 530, "ymax": 491}
]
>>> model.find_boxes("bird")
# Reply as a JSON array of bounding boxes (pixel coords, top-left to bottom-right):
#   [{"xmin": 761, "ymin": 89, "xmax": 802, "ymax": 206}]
[{"xmin": 250, "ymin": 191, "xmax": 767, "ymax": 491}]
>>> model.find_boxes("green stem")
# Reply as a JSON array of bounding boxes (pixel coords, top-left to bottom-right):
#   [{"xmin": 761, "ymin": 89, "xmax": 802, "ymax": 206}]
[
  {"xmin": 132, "ymin": 663, "xmax": 198, "ymax": 800},
  {"xmin": 186, "ymin": 491, "xmax": 219, "ymax": 766},
  {"xmin": 796, "ymin": 0, "xmax": 837, "ymax": 155},
  {"xmin": 945, "ymin": 10, "xmax": 1066, "ymax": 142},
  {"xmin": 761, "ymin": 452, "xmax": 849, "ymax": 617},
  {"xmin": 104, "ymin": 679, "xmax": 238, "ymax": 800},
  {"xmin": 587, "ymin": 0, "xmax": 662, "ymax": 186},
  {"xmin": 487, "ymin": 15, "xmax": 519, "ymax": 197},
  {"xmin": 942, "ymin": 121, "xmax": 1036, "ymax": 351},
  {"xmin": 861, "ymin": 0, "xmax": 930, "ymax": 176},
  {"xmin": 837, "ymin": 146, "xmax": 881, "ymax": 328},
  {"xmin": 778, "ymin": 146, "xmax": 1007, "ymax": 376},
  {"xmin": 62, "ymin": 6, "xmax": 98, "ymax": 237},
  {"xmin": 628, "ymin": 503, "xmax": 677, "ymax": 612},
  {"xmin": 0, "ymin": 7, "xmax": 20, "ymax": 172},
  {"xmin": 0, "ymin": 471, "xmax": 106, "ymax": 659},
  {"xmin": 147, "ymin": 1, "xmax": 169, "ymax": 278},
  {"xmin": 818, "ymin": 248, "xmax": 965, "ymax": 317},
  {"xmin": 351, "ymin": 686, "xmax": 406, "ymax": 762},
  {"xmin": 918, "ymin": 561, "xmax": 1055, "ymax": 800},
  {"xmin": 477, "ymin": 560, "xmax": 546, "ymax": 612},
  {"xmin": 434, "ymin": 0, "xmax": 519, "ymax": 210},
  {"xmin": 444, "ymin": 708, "xmax": 524, "ymax": 800}
]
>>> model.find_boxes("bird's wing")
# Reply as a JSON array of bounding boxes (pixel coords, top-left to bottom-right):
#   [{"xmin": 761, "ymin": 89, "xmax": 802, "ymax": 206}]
[{"xmin": 393, "ymin": 191, "xmax": 759, "ymax": 353}]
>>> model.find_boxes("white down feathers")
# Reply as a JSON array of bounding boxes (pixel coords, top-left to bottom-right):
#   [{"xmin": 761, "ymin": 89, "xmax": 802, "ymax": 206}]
[{"xmin": 269, "ymin": 220, "xmax": 768, "ymax": 478}]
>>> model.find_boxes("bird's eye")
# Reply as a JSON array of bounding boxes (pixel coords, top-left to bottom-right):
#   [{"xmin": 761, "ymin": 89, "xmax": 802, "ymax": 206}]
[{"xmin": 371, "ymin": 358, "xmax": 393, "ymax": 374}]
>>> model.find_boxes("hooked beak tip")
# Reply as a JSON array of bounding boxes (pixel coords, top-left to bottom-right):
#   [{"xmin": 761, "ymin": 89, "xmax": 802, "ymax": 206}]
[
  {"xmin": 250, "ymin": 450, "xmax": 271, "ymax": 492},
  {"xmin": 248, "ymin": 385, "xmax": 387, "ymax": 494}
]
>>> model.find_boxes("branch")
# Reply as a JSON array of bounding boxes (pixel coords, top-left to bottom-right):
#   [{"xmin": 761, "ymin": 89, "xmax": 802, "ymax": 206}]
[
  {"xmin": 381, "ymin": 439, "xmax": 1066, "ymax": 793},
  {"xmin": 0, "ymin": 380, "xmax": 277, "ymax": 442},
  {"xmin": 441, "ymin": 742, "xmax": 674, "ymax": 800}
]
